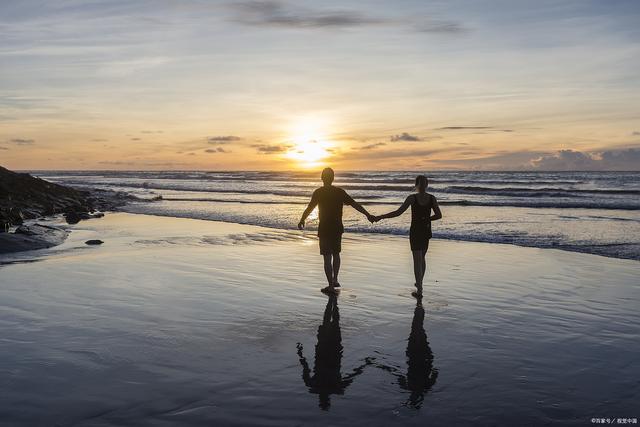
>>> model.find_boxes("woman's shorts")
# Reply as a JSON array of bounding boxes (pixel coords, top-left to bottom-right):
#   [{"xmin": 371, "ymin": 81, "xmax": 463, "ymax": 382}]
[{"xmin": 409, "ymin": 227, "xmax": 431, "ymax": 251}]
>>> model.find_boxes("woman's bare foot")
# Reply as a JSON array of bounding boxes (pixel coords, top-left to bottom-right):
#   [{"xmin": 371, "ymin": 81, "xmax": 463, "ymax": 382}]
[
  {"xmin": 322, "ymin": 286, "xmax": 338, "ymax": 294},
  {"xmin": 333, "ymin": 281, "xmax": 341, "ymax": 288}
]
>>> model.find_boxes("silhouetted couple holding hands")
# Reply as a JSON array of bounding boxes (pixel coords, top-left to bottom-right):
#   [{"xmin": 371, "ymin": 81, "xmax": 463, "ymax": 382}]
[{"xmin": 298, "ymin": 167, "xmax": 442, "ymax": 297}]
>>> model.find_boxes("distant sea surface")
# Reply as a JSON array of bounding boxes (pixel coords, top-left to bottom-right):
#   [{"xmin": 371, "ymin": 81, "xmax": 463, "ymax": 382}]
[{"xmin": 36, "ymin": 171, "xmax": 640, "ymax": 261}]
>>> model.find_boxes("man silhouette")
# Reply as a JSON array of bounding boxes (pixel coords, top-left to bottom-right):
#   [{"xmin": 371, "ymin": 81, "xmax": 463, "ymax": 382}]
[
  {"xmin": 296, "ymin": 295, "xmax": 371, "ymax": 410},
  {"xmin": 298, "ymin": 168, "xmax": 373, "ymax": 293}
]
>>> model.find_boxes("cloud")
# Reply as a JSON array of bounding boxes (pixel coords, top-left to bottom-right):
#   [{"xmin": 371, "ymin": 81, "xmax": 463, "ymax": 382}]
[
  {"xmin": 98, "ymin": 161, "xmax": 135, "ymax": 166},
  {"xmin": 230, "ymin": 1, "xmax": 383, "ymax": 28},
  {"xmin": 229, "ymin": 1, "xmax": 463, "ymax": 33},
  {"xmin": 91, "ymin": 138, "xmax": 108, "ymax": 142},
  {"xmin": 141, "ymin": 130, "xmax": 163, "ymax": 134},
  {"xmin": 7, "ymin": 138, "xmax": 35, "ymax": 145},
  {"xmin": 414, "ymin": 21, "xmax": 465, "ymax": 33},
  {"xmin": 252, "ymin": 143, "xmax": 290, "ymax": 154},
  {"xmin": 205, "ymin": 147, "xmax": 229, "ymax": 153},
  {"xmin": 98, "ymin": 160, "xmax": 188, "ymax": 167},
  {"xmin": 97, "ymin": 57, "xmax": 173, "ymax": 77},
  {"xmin": 427, "ymin": 150, "xmax": 548, "ymax": 170},
  {"xmin": 207, "ymin": 135, "xmax": 242, "ymax": 144},
  {"xmin": 632, "ymin": 131, "xmax": 640, "ymax": 136},
  {"xmin": 0, "ymin": 146, "xmax": 8, "ymax": 150},
  {"xmin": 531, "ymin": 148, "xmax": 640, "ymax": 171},
  {"xmin": 131, "ymin": 137, "xmax": 141, "ymax": 141},
  {"xmin": 337, "ymin": 147, "xmax": 448, "ymax": 161},
  {"xmin": 437, "ymin": 126, "xmax": 492, "ymax": 130},
  {"xmin": 390, "ymin": 132, "xmax": 422, "ymax": 142},
  {"xmin": 358, "ymin": 142, "xmax": 386, "ymax": 150}
]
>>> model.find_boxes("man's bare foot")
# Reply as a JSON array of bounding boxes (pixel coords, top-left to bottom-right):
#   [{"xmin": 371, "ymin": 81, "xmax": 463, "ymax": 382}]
[
  {"xmin": 321, "ymin": 286, "xmax": 338, "ymax": 294},
  {"xmin": 412, "ymin": 284, "xmax": 423, "ymax": 298},
  {"xmin": 333, "ymin": 281, "xmax": 341, "ymax": 288}
]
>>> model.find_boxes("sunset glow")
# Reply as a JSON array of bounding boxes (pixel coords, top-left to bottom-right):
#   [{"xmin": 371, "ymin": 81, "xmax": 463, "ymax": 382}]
[
  {"xmin": 285, "ymin": 118, "xmax": 334, "ymax": 168},
  {"xmin": 1, "ymin": 1, "xmax": 639, "ymax": 171}
]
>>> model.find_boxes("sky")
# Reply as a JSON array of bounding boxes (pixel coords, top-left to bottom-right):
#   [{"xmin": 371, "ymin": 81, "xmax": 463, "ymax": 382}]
[{"xmin": 1, "ymin": 0, "xmax": 639, "ymax": 171}]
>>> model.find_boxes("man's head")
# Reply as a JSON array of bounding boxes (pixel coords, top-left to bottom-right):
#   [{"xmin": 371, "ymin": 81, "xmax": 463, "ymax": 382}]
[
  {"xmin": 415, "ymin": 175, "xmax": 428, "ymax": 192},
  {"xmin": 321, "ymin": 167, "xmax": 335, "ymax": 185}
]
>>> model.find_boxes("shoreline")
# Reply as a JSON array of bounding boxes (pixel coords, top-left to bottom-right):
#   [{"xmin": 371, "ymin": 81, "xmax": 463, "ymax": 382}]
[{"xmin": 2, "ymin": 209, "xmax": 639, "ymax": 264}]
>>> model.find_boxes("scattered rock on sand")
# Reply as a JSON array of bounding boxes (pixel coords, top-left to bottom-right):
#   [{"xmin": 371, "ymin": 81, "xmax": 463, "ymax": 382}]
[{"xmin": 85, "ymin": 240, "xmax": 104, "ymax": 245}]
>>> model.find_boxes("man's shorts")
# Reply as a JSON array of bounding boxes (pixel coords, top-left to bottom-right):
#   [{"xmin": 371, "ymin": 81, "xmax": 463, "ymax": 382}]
[{"xmin": 319, "ymin": 232, "xmax": 342, "ymax": 255}]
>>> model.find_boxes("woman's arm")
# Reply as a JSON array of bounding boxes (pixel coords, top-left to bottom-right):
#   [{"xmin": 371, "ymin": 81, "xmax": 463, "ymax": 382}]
[
  {"xmin": 376, "ymin": 196, "xmax": 413, "ymax": 220},
  {"xmin": 430, "ymin": 195, "xmax": 442, "ymax": 221}
]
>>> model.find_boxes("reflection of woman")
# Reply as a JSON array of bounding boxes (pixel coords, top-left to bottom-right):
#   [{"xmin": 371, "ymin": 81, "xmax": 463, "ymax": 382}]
[
  {"xmin": 374, "ymin": 175, "xmax": 442, "ymax": 297},
  {"xmin": 296, "ymin": 295, "xmax": 369, "ymax": 410},
  {"xmin": 403, "ymin": 302, "xmax": 438, "ymax": 408},
  {"xmin": 375, "ymin": 301, "xmax": 438, "ymax": 409}
]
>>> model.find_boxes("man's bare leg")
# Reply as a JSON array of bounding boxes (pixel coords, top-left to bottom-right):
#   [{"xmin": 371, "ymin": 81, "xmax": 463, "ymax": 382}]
[
  {"xmin": 332, "ymin": 252, "xmax": 341, "ymax": 287},
  {"xmin": 323, "ymin": 254, "xmax": 334, "ymax": 288}
]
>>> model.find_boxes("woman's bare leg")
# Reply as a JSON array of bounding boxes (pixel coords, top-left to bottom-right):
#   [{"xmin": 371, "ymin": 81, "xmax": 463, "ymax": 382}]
[
  {"xmin": 412, "ymin": 250, "xmax": 424, "ymax": 294},
  {"xmin": 421, "ymin": 242, "xmax": 429, "ymax": 283}
]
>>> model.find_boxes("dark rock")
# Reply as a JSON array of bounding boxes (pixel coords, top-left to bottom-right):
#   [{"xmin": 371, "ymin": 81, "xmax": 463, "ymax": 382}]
[
  {"xmin": 1, "ymin": 165, "xmax": 89, "ymax": 227},
  {"xmin": 1, "ymin": 165, "xmax": 128, "ymax": 231},
  {"xmin": 85, "ymin": 239, "xmax": 104, "ymax": 245},
  {"xmin": 64, "ymin": 211, "xmax": 81, "ymax": 224},
  {"xmin": 0, "ymin": 224, "xmax": 69, "ymax": 253},
  {"xmin": 0, "ymin": 211, "xmax": 9, "ymax": 233},
  {"xmin": 8, "ymin": 207, "xmax": 24, "ymax": 225}
]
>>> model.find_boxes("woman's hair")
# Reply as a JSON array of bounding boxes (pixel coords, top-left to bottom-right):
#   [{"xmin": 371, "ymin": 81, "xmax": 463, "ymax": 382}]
[{"xmin": 415, "ymin": 175, "xmax": 428, "ymax": 192}]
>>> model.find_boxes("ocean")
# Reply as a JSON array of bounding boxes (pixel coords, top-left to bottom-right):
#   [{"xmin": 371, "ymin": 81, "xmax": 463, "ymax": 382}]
[{"xmin": 35, "ymin": 170, "xmax": 640, "ymax": 261}]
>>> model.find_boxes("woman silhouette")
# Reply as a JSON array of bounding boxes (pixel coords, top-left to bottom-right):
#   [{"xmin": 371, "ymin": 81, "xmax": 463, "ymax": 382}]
[{"xmin": 374, "ymin": 175, "xmax": 442, "ymax": 297}]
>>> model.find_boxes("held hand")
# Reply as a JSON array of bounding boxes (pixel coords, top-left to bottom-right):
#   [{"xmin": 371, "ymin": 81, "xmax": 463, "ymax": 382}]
[
  {"xmin": 298, "ymin": 220, "xmax": 305, "ymax": 230},
  {"xmin": 366, "ymin": 213, "xmax": 375, "ymax": 224}
]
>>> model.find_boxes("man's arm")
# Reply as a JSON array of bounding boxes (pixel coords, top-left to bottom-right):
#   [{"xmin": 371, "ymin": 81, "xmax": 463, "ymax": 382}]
[
  {"xmin": 430, "ymin": 196, "xmax": 442, "ymax": 221},
  {"xmin": 296, "ymin": 343, "xmax": 312, "ymax": 386},
  {"xmin": 344, "ymin": 192, "xmax": 374, "ymax": 223},
  {"xmin": 298, "ymin": 191, "xmax": 318, "ymax": 229},
  {"xmin": 376, "ymin": 196, "xmax": 412, "ymax": 220}
]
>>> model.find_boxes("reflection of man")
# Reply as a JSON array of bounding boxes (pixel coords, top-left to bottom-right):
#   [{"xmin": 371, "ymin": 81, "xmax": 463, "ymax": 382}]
[
  {"xmin": 298, "ymin": 167, "xmax": 374, "ymax": 293},
  {"xmin": 296, "ymin": 295, "xmax": 369, "ymax": 410}
]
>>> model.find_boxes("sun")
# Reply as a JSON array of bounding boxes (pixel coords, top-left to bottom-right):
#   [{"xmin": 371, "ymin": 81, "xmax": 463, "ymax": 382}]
[{"xmin": 285, "ymin": 118, "xmax": 333, "ymax": 168}]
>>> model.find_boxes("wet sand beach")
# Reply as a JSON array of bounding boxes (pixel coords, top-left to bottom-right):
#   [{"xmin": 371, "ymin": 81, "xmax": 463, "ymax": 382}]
[{"xmin": 1, "ymin": 213, "xmax": 638, "ymax": 426}]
